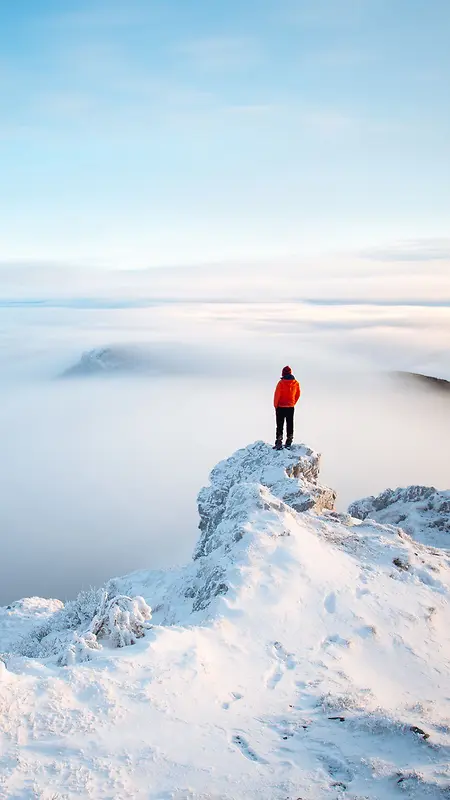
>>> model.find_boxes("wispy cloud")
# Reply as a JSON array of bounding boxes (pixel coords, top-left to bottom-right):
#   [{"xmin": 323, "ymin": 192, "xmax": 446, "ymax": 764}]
[
  {"xmin": 301, "ymin": 47, "xmax": 375, "ymax": 69},
  {"xmin": 298, "ymin": 108, "xmax": 359, "ymax": 135},
  {"xmin": 176, "ymin": 36, "xmax": 262, "ymax": 71},
  {"xmin": 362, "ymin": 239, "xmax": 450, "ymax": 262},
  {"xmin": 1, "ymin": 33, "xmax": 216, "ymax": 137},
  {"xmin": 0, "ymin": 1, "xmax": 388, "ymax": 144}
]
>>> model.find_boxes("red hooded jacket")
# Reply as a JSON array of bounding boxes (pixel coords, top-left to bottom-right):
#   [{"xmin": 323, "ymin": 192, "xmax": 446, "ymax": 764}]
[{"xmin": 274, "ymin": 375, "xmax": 301, "ymax": 408}]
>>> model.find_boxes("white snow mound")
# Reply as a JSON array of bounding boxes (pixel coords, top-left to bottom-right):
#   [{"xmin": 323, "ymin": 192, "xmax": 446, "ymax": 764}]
[
  {"xmin": 349, "ymin": 485, "xmax": 450, "ymax": 550},
  {"xmin": 1, "ymin": 441, "xmax": 450, "ymax": 799}
]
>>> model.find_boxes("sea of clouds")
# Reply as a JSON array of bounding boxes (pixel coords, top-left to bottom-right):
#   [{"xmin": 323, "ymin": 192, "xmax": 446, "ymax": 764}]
[{"xmin": 0, "ymin": 250, "xmax": 449, "ymax": 604}]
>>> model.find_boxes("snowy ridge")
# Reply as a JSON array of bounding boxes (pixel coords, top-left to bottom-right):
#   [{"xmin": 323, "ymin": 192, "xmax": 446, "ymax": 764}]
[
  {"xmin": 1, "ymin": 442, "xmax": 450, "ymax": 798},
  {"xmin": 349, "ymin": 485, "xmax": 450, "ymax": 550}
]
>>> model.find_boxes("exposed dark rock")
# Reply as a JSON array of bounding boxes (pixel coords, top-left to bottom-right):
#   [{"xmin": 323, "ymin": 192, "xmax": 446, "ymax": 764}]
[{"xmin": 394, "ymin": 371, "xmax": 450, "ymax": 393}]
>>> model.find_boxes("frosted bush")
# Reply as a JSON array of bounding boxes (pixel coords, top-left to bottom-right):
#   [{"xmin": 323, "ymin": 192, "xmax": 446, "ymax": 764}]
[
  {"xmin": 89, "ymin": 591, "xmax": 152, "ymax": 648},
  {"xmin": 10, "ymin": 582, "xmax": 152, "ymax": 665}
]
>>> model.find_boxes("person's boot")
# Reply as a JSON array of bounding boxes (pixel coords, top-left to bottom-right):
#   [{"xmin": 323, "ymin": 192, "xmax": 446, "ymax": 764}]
[
  {"xmin": 284, "ymin": 437, "xmax": 293, "ymax": 449},
  {"xmin": 273, "ymin": 438, "xmax": 283, "ymax": 450}
]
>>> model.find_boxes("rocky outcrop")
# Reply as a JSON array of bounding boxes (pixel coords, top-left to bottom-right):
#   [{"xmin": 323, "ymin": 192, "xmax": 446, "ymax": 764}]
[
  {"xmin": 63, "ymin": 346, "xmax": 147, "ymax": 376},
  {"xmin": 349, "ymin": 485, "xmax": 450, "ymax": 549},
  {"xmin": 195, "ymin": 440, "xmax": 336, "ymax": 559}
]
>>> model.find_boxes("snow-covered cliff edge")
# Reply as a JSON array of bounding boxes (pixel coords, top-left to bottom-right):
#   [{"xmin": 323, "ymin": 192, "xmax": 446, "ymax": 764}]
[
  {"xmin": 1, "ymin": 441, "xmax": 450, "ymax": 799},
  {"xmin": 349, "ymin": 485, "xmax": 450, "ymax": 550}
]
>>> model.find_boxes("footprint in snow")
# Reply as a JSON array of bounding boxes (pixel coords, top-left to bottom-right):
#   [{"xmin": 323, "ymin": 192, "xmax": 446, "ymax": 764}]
[
  {"xmin": 323, "ymin": 633, "xmax": 350, "ymax": 648},
  {"xmin": 310, "ymin": 750, "xmax": 353, "ymax": 793},
  {"xmin": 321, "ymin": 754, "xmax": 353, "ymax": 783},
  {"xmin": 273, "ymin": 641, "xmax": 297, "ymax": 668},
  {"xmin": 231, "ymin": 733, "xmax": 267, "ymax": 764},
  {"xmin": 357, "ymin": 624, "xmax": 376, "ymax": 639},
  {"xmin": 222, "ymin": 692, "xmax": 243, "ymax": 710},
  {"xmin": 265, "ymin": 641, "xmax": 297, "ymax": 689},
  {"xmin": 324, "ymin": 592, "xmax": 337, "ymax": 614}
]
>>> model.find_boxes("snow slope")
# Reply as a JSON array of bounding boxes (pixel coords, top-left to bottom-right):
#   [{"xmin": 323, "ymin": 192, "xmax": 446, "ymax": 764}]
[{"xmin": 1, "ymin": 441, "xmax": 450, "ymax": 799}]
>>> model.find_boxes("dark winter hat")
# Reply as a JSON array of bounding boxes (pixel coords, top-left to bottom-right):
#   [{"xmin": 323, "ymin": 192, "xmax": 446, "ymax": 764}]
[{"xmin": 282, "ymin": 365, "xmax": 292, "ymax": 376}]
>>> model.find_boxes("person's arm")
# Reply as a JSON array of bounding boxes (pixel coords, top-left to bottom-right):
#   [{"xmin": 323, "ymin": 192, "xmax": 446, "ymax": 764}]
[
  {"xmin": 294, "ymin": 381, "xmax": 301, "ymax": 404},
  {"xmin": 274, "ymin": 381, "xmax": 281, "ymax": 407}
]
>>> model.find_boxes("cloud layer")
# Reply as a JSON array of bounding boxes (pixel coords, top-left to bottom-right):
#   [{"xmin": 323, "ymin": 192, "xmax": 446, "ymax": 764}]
[{"xmin": 0, "ymin": 258, "xmax": 448, "ymax": 605}]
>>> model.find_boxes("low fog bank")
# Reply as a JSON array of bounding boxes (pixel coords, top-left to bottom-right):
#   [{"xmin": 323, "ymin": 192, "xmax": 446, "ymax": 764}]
[
  {"xmin": 1, "ymin": 250, "xmax": 449, "ymax": 305},
  {"xmin": 0, "ymin": 366, "xmax": 448, "ymax": 606}
]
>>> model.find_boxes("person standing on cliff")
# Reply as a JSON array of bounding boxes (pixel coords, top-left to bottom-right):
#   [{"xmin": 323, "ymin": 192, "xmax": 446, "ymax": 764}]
[{"xmin": 273, "ymin": 366, "xmax": 301, "ymax": 450}]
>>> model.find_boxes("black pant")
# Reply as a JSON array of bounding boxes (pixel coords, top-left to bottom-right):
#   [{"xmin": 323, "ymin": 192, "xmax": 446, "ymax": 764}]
[{"xmin": 275, "ymin": 407, "xmax": 294, "ymax": 442}]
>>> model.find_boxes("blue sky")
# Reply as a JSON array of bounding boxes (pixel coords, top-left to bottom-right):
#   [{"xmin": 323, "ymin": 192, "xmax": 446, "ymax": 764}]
[{"xmin": 1, "ymin": 0, "xmax": 449, "ymax": 267}]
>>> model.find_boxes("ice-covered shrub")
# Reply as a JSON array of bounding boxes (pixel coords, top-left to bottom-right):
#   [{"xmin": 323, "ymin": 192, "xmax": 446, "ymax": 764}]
[
  {"xmin": 10, "ymin": 582, "xmax": 152, "ymax": 665},
  {"xmin": 89, "ymin": 591, "xmax": 152, "ymax": 648}
]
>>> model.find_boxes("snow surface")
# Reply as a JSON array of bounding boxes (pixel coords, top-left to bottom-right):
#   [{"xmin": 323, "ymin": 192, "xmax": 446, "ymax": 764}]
[{"xmin": 1, "ymin": 441, "xmax": 450, "ymax": 799}]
